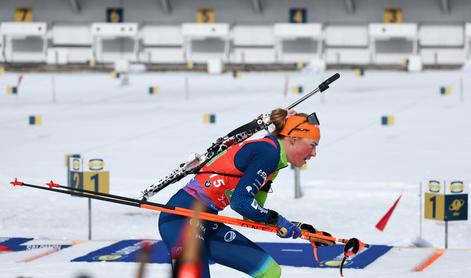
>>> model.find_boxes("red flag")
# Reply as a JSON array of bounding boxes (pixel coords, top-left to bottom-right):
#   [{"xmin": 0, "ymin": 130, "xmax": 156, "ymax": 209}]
[{"xmin": 375, "ymin": 194, "xmax": 402, "ymax": 231}]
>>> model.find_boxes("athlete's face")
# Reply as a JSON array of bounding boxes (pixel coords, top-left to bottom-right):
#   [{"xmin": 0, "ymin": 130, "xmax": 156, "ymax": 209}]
[{"xmin": 286, "ymin": 137, "xmax": 318, "ymax": 167}]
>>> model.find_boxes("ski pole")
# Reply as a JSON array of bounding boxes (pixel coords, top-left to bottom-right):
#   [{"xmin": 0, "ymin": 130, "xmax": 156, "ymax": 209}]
[
  {"xmin": 11, "ymin": 178, "xmax": 368, "ymax": 276},
  {"xmin": 10, "ymin": 178, "xmax": 361, "ymax": 246}
]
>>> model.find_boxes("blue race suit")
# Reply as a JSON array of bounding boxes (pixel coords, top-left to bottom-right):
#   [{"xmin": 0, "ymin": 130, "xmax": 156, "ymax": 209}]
[{"xmin": 159, "ymin": 135, "xmax": 288, "ymax": 278}]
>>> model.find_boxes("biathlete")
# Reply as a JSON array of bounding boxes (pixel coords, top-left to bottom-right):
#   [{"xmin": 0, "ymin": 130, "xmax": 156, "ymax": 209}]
[{"xmin": 158, "ymin": 108, "xmax": 332, "ymax": 277}]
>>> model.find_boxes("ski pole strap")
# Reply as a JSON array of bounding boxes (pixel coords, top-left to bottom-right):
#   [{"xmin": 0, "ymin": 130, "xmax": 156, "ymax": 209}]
[
  {"xmin": 340, "ymin": 256, "xmax": 348, "ymax": 277},
  {"xmin": 343, "ymin": 238, "xmax": 363, "ymax": 257},
  {"xmin": 339, "ymin": 238, "xmax": 367, "ymax": 277},
  {"xmin": 309, "ymin": 241, "xmax": 324, "ymax": 267}
]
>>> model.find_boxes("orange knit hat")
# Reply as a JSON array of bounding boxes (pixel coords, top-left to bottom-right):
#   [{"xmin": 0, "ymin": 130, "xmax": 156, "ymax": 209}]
[{"xmin": 279, "ymin": 115, "xmax": 320, "ymax": 139}]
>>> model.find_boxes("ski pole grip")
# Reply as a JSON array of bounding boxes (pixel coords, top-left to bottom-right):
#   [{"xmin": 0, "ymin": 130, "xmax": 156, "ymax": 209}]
[{"xmin": 319, "ymin": 73, "xmax": 340, "ymax": 92}]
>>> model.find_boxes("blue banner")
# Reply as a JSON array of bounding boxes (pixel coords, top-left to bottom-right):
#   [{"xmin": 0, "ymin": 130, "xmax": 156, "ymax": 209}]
[
  {"xmin": 0, "ymin": 237, "xmax": 71, "ymax": 252},
  {"xmin": 258, "ymin": 242, "xmax": 391, "ymax": 268},
  {"xmin": 72, "ymin": 240, "xmax": 171, "ymax": 263},
  {"xmin": 72, "ymin": 240, "xmax": 391, "ymax": 269}
]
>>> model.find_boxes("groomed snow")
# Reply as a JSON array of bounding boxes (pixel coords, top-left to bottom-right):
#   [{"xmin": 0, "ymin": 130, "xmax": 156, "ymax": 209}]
[{"xmin": 1, "ymin": 70, "xmax": 470, "ymax": 277}]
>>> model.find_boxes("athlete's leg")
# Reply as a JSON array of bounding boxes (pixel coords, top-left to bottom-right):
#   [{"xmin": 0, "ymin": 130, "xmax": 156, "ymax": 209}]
[
  {"xmin": 158, "ymin": 189, "xmax": 211, "ymax": 277},
  {"xmin": 206, "ymin": 224, "xmax": 281, "ymax": 278}
]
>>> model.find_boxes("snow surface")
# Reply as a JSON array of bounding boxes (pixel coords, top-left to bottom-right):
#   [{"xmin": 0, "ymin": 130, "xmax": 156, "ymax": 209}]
[{"xmin": 1, "ymin": 70, "xmax": 470, "ymax": 277}]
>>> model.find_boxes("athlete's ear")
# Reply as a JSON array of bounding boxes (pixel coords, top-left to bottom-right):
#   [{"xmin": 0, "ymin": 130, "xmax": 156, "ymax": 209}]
[{"xmin": 288, "ymin": 137, "xmax": 297, "ymax": 145}]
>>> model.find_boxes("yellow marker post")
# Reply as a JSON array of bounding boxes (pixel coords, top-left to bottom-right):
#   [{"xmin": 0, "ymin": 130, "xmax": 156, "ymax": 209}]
[
  {"xmin": 203, "ymin": 114, "xmax": 216, "ymax": 124},
  {"xmin": 111, "ymin": 71, "xmax": 121, "ymax": 79},
  {"xmin": 149, "ymin": 86, "xmax": 160, "ymax": 95},
  {"xmin": 232, "ymin": 69, "xmax": 241, "ymax": 79},
  {"xmin": 291, "ymin": 86, "xmax": 303, "ymax": 94},
  {"xmin": 83, "ymin": 171, "xmax": 110, "ymax": 194},
  {"xmin": 384, "ymin": 8, "xmax": 402, "ymax": 23},
  {"xmin": 440, "ymin": 86, "xmax": 452, "ymax": 96},
  {"xmin": 187, "ymin": 61, "xmax": 194, "ymax": 70},
  {"xmin": 425, "ymin": 192, "xmax": 445, "ymax": 220},
  {"xmin": 29, "ymin": 115, "xmax": 42, "ymax": 125},
  {"xmin": 354, "ymin": 68, "xmax": 364, "ymax": 77},
  {"xmin": 6, "ymin": 86, "xmax": 18, "ymax": 95},
  {"xmin": 381, "ymin": 115, "xmax": 395, "ymax": 126},
  {"xmin": 196, "ymin": 8, "xmax": 215, "ymax": 23},
  {"xmin": 15, "ymin": 7, "xmax": 33, "ymax": 22}
]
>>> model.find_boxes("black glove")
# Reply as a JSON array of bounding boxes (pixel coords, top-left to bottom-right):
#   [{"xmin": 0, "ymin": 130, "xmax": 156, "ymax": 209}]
[{"xmin": 292, "ymin": 222, "xmax": 335, "ymax": 246}]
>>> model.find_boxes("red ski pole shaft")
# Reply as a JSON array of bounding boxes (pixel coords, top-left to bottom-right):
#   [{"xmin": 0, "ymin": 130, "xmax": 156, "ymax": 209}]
[
  {"xmin": 13, "ymin": 178, "xmax": 365, "ymax": 247},
  {"xmin": 141, "ymin": 203, "xmax": 354, "ymax": 245}
]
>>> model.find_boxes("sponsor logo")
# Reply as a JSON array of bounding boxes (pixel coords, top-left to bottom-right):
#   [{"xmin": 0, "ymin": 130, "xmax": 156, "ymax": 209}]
[
  {"xmin": 0, "ymin": 238, "xmax": 71, "ymax": 253},
  {"xmin": 96, "ymin": 254, "xmax": 123, "ymax": 261},
  {"xmin": 93, "ymin": 241, "xmax": 146, "ymax": 261},
  {"xmin": 257, "ymin": 169, "xmax": 267, "ymax": 181},
  {"xmin": 449, "ymin": 181, "xmax": 464, "ymax": 193},
  {"xmin": 251, "ymin": 199, "xmax": 260, "ymax": 210},
  {"xmin": 241, "ymin": 223, "xmax": 260, "ymax": 229},
  {"xmin": 88, "ymin": 159, "xmax": 104, "ymax": 171},
  {"xmin": 251, "ymin": 199, "xmax": 268, "ymax": 214},
  {"xmin": 224, "ymin": 231, "xmax": 236, "ymax": 242},
  {"xmin": 26, "ymin": 244, "xmax": 62, "ymax": 250},
  {"xmin": 449, "ymin": 199, "xmax": 465, "ymax": 212},
  {"xmin": 253, "ymin": 179, "xmax": 262, "ymax": 190},
  {"xmin": 322, "ymin": 259, "xmax": 352, "ymax": 267},
  {"xmin": 205, "ymin": 181, "xmax": 211, "ymax": 188},
  {"xmin": 217, "ymin": 195, "xmax": 228, "ymax": 207},
  {"xmin": 428, "ymin": 180, "xmax": 440, "ymax": 193},
  {"xmin": 247, "ymin": 185, "xmax": 255, "ymax": 196},
  {"xmin": 72, "ymin": 158, "xmax": 81, "ymax": 171},
  {"xmin": 189, "ymin": 219, "xmax": 206, "ymax": 233},
  {"xmin": 195, "ymin": 234, "xmax": 204, "ymax": 240}
]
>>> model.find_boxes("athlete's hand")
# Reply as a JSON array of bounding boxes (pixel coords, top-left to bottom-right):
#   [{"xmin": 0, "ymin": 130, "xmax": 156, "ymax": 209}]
[{"xmin": 275, "ymin": 215, "xmax": 301, "ymax": 239}]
